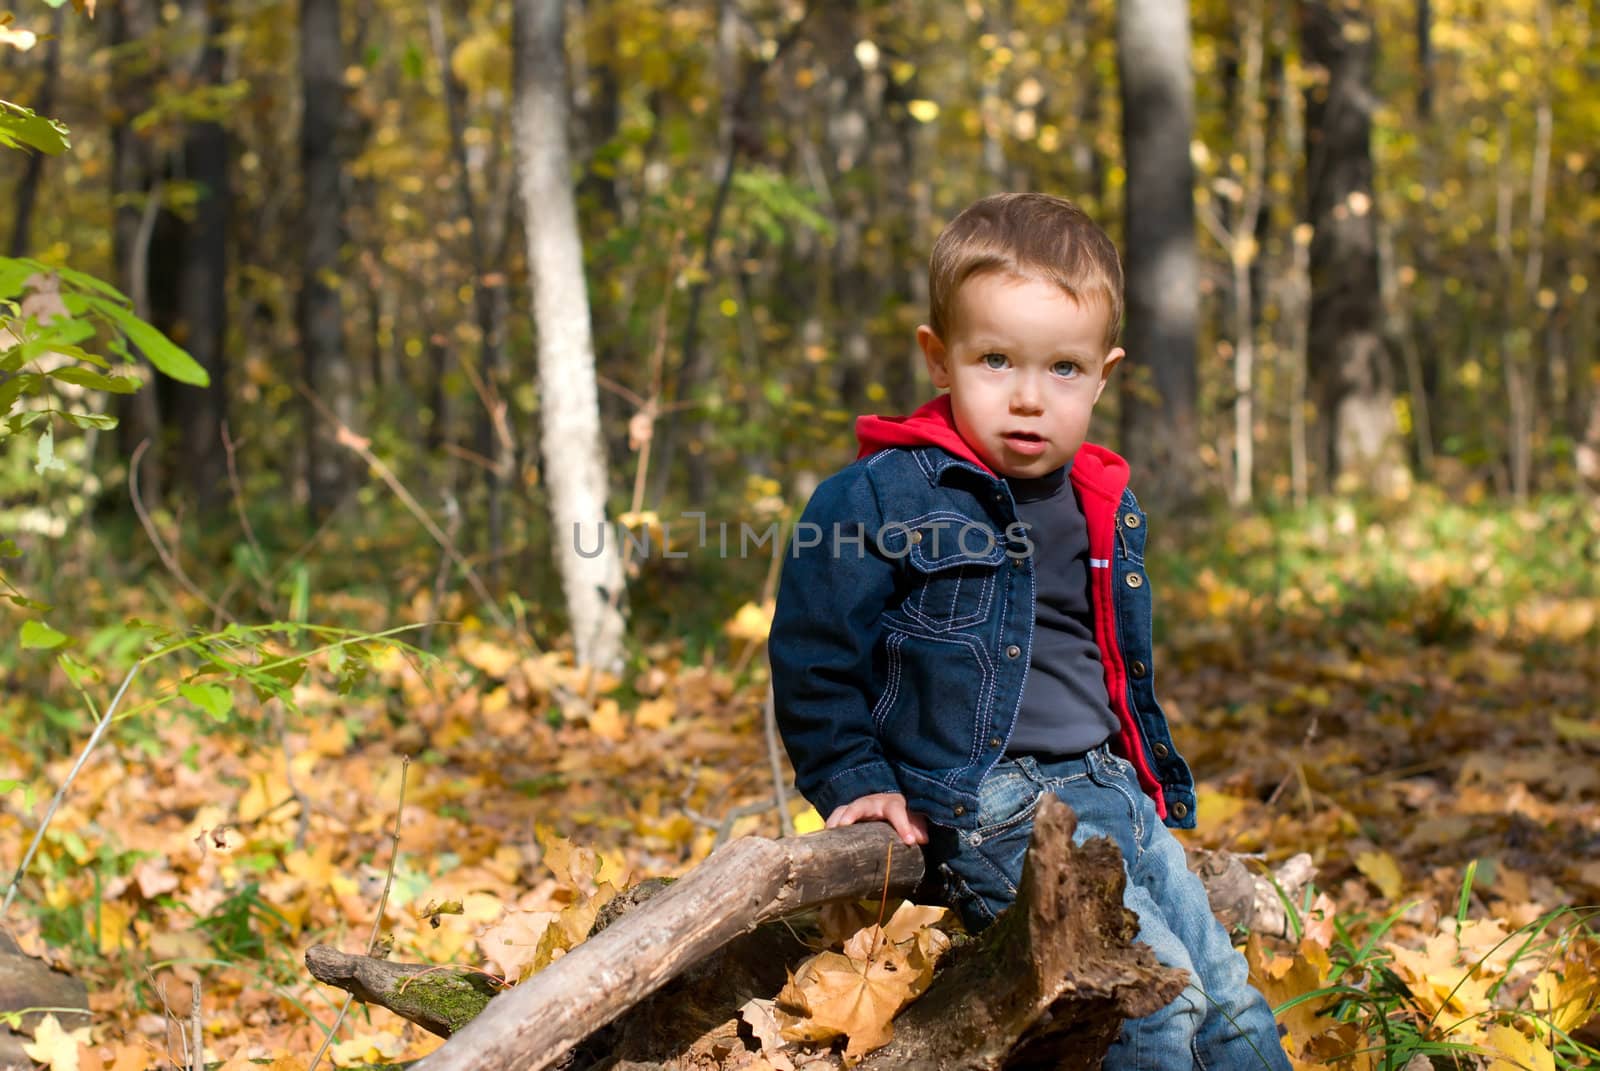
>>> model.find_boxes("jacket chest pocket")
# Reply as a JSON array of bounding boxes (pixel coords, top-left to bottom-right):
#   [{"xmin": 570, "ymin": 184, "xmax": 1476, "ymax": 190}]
[{"xmin": 896, "ymin": 522, "xmax": 1008, "ymax": 632}]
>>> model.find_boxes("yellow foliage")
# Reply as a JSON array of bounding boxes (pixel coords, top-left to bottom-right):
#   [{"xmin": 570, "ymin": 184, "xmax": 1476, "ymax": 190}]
[
  {"xmin": 23, "ymin": 1015, "xmax": 93, "ymax": 1071},
  {"xmin": 1354, "ymin": 850, "xmax": 1405, "ymax": 900},
  {"xmin": 775, "ymin": 906, "xmax": 950, "ymax": 1063},
  {"xmin": 1484, "ymin": 1024, "xmax": 1555, "ymax": 1071},
  {"xmin": 449, "ymin": 30, "xmax": 510, "ymax": 95},
  {"xmin": 724, "ymin": 600, "xmax": 775, "ymax": 644}
]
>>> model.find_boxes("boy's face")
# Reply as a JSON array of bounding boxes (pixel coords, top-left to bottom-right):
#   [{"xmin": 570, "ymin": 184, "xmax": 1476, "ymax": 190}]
[{"xmin": 918, "ymin": 271, "xmax": 1124, "ymax": 479}]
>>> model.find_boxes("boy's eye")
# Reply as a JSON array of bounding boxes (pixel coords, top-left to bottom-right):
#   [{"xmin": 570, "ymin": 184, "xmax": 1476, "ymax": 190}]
[
  {"xmin": 981, "ymin": 353, "xmax": 1008, "ymax": 369},
  {"xmin": 1052, "ymin": 360, "xmax": 1081, "ymax": 378}
]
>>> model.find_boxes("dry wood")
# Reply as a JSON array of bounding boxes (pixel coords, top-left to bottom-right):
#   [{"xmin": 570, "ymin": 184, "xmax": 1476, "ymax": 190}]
[
  {"xmin": 855, "ymin": 795, "xmax": 1186, "ymax": 1071},
  {"xmin": 408, "ymin": 823, "xmax": 924, "ymax": 1071},
  {"xmin": 0, "ymin": 933, "xmax": 89, "ymax": 1071},
  {"xmin": 0, "ymin": 944, "xmax": 89, "ymax": 1037},
  {"xmin": 313, "ymin": 817, "xmax": 1311, "ymax": 1070},
  {"xmin": 304, "ymin": 946, "xmax": 500, "ymax": 1038}
]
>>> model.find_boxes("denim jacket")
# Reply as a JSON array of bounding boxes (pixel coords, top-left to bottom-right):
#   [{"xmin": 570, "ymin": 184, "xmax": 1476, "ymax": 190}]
[{"xmin": 770, "ymin": 403, "xmax": 1196, "ymax": 834}]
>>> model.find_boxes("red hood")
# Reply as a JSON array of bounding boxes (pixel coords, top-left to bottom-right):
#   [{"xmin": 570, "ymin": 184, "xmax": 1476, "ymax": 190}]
[
  {"xmin": 855, "ymin": 396, "xmax": 991, "ymax": 472},
  {"xmin": 854, "ymin": 395, "xmax": 1129, "ymax": 502}
]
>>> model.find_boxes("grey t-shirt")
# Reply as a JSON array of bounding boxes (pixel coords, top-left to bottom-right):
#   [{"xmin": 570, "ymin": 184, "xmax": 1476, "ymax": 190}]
[{"xmin": 1004, "ymin": 464, "xmax": 1120, "ymax": 757}]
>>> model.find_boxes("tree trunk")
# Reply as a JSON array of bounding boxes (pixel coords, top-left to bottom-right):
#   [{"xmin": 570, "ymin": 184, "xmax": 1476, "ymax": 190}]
[
  {"xmin": 428, "ymin": 0, "xmax": 512, "ymax": 583},
  {"xmin": 1577, "ymin": 371, "xmax": 1600, "ymax": 499},
  {"xmin": 1300, "ymin": 0, "xmax": 1406, "ymax": 494},
  {"xmin": 1415, "ymin": 0, "xmax": 1433, "ymax": 119},
  {"xmin": 1280, "ymin": 38, "xmax": 1312, "ymax": 507},
  {"xmin": 8, "ymin": 5, "xmax": 63, "ymax": 258},
  {"xmin": 512, "ymin": 0, "xmax": 626, "ymax": 672},
  {"xmin": 168, "ymin": 0, "xmax": 231, "ymax": 511},
  {"xmin": 108, "ymin": 0, "xmax": 164, "ymax": 503},
  {"xmin": 300, "ymin": 0, "xmax": 354, "ymax": 519},
  {"xmin": 1116, "ymin": 0, "xmax": 1202, "ymax": 505}
]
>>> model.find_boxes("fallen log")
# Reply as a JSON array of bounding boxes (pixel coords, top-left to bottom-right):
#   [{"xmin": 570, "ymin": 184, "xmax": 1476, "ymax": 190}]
[
  {"xmin": 309, "ymin": 813, "xmax": 1311, "ymax": 1069},
  {"xmin": 303, "ymin": 946, "xmax": 501, "ymax": 1037},
  {"xmin": 0, "ymin": 928, "xmax": 90, "ymax": 1071},
  {"xmin": 403, "ymin": 824, "xmax": 921, "ymax": 1071}
]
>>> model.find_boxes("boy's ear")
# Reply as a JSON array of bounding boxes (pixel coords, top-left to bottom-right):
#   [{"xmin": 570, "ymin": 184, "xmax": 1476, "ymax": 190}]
[
  {"xmin": 1093, "ymin": 346, "xmax": 1126, "ymax": 403},
  {"xmin": 917, "ymin": 325, "xmax": 952, "ymax": 389}
]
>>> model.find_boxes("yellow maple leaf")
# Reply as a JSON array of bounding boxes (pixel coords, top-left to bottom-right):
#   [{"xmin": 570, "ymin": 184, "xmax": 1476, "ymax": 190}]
[
  {"xmin": 883, "ymin": 896, "xmax": 940, "ymax": 947},
  {"xmin": 1386, "ymin": 933, "xmax": 1496, "ymax": 1036},
  {"xmin": 1354, "ymin": 850, "xmax": 1405, "ymax": 900},
  {"xmin": 1485, "ymin": 1023, "xmax": 1555, "ymax": 1071},
  {"xmin": 22, "ymin": 1014, "xmax": 93, "ymax": 1071},
  {"xmin": 634, "ymin": 696, "xmax": 675, "ymax": 730},
  {"xmin": 1247, "ymin": 935, "xmax": 1340, "ymax": 1055},
  {"xmin": 1527, "ymin": 938, "xmax": 1600, "ymax": 1036},
  {"xmin": 776, "ymin": 924, "xmax": 939, "ymax": 1062},
  {"xmin": 724, "ymin": 601, "xmax": 775, "ymax": 644},
  {"xmin": 477, "ymin": 908, "xmax": 558, "ymax": 982},
  {"xmin": 329, "ymin": 1031, "xmax": 406, "ymax": 1067},
  {"xmin": 456, "ymin": 636, "xmax": 519, "ymax": 680},
  {"xmin": 587, "ymin": 698, "xmax": 627, "ymax": 742},
  {"xmin": 792, "ymin": 807, "xmax": 825, "ymax": 835}
]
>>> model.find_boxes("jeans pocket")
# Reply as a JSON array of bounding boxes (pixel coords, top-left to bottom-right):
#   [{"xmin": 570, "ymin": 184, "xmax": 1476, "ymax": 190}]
[
  {"xmin": 972, "ymin": 769, "xmax": 1042, "ymax": 842},
  {"xmin": 937, "ymin": 862, "xmax": 999, "ymax": 933}
]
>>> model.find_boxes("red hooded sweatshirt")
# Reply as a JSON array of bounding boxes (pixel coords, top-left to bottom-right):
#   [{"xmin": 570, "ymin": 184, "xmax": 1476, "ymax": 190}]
[{"xmin": 852, "ymin": 395, "xmax": 1169, "ymax": 818}]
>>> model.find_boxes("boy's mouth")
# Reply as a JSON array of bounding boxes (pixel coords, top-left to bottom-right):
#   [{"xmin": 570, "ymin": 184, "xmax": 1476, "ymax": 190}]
[{"xmin": 1002, "ymin": 431, "xmax": 1047, "ymax": 455}]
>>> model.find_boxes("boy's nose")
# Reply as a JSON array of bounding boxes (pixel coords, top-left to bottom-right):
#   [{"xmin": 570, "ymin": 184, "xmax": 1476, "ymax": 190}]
[{"xmin": 1011, "ymin": 376, "xmax": 1044, "ymax": 413}]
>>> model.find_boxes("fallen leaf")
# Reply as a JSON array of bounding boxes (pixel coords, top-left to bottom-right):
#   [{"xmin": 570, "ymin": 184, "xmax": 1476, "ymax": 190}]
[
  {"xmin": 1354, "ymin": 850, "xmax": 1404, "ymax": 900},
  {"xmin": 1527, "ymin": 937, "xmax": 1600, "ymax": 1037},
  {"xmin": 1485, "ymin": 1023, "xmax": 1555, "ymax": 1071},
  {"xmin": 329, "ymin": 1031, "xmax": 406, "ymax": 1068},
  {"xmin": 476, "ymin": 909, "xmax": 558, "ymax": 982},
  {"xmin": 23, "ymin": 1014, "xmax": 93, "ymax": 1071}
]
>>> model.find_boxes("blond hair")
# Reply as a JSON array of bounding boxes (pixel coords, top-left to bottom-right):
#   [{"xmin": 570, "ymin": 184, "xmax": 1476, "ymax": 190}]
[{"xmin": 928, "ymin": 193, "xmax": 1123, "ymax": 350}]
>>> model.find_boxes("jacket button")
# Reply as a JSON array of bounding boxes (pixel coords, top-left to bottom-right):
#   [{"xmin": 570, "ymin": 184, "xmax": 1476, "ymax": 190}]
[
  {"xmin": 953, "ymin": 804, "xmax": 966, "ymax": 817},
  {"xmin": 1006, "ymin": 644, "xmax": 1021, "ymax": 659},
  {"xmin": 988, "ymin": 736, "xmax": 1002, "ymax": 748},
  {"xmin": 1012, "ymin": 557, "xmax": 1023, "ymax": 568},
  {"xmin": 1125, "ymin": 573, "xmax": 1144, "ymax": 589},
  {"xmin": 1153, "ymin": 742, "xmax": 1169, "ymax": 758},
  {"xmin": 1130, "ymin": 659, "xmax": 1148, "ymax": 678},
  {"xmin": 1171, "ymin": 801, "xmax": 1189, "ymax": 819},
  {"xmin": 1124, "ymin": 513, "xmax": 1141, "ymax": 529},
  {"xmin": 910, "ymin": 530, "xmax": 923, "ymax": 544}
]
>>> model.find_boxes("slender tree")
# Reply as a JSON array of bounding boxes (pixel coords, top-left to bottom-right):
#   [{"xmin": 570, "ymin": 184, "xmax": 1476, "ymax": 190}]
[
  {"xmin": 108, "ymin": 0, "xmax": 163, "ymax": 502},
  {"xmin": 1116, "ymin": 0, "xmax": 1202, "ymax": 502},
  {"xmin": 512, "ymin": 0, "xmax": 626, "ymax": 672},
  {"xmin": 169, "ymin": 0, "xmax": 231, "ymax": 510},
  {"xmin": 300, "ymin": 0, "xmax": 354, "ymax": 517},
  {"xmin": 1300, "ymin": 0, "xmax": 1405, "ymax": 492},
  {"xmin": 8, "ymin": 5, "xmax": 63, "ymax": 257}
]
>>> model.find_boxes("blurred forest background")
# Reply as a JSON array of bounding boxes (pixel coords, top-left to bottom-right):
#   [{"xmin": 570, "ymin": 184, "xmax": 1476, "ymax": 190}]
[{"xmin": 3, "ymin": 0, "xmax": 1600, "ymax": 1067}]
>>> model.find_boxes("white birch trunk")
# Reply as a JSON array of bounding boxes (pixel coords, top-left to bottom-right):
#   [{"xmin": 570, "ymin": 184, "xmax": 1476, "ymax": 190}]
[{"xmin": 511, "ymin": 0, "xmax": 625, "ymax": 672}]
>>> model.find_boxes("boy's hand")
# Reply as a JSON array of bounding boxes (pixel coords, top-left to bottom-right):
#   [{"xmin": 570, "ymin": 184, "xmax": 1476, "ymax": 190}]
[{"xmin": 826, "ymin": 793, "xmax": 930, "ymax": 846}]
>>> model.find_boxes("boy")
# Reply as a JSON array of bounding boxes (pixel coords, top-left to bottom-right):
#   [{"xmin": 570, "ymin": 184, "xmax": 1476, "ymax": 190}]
[{"xmin": 769, "ymin": 193, "xmax": 1290, "ymax": 1069}]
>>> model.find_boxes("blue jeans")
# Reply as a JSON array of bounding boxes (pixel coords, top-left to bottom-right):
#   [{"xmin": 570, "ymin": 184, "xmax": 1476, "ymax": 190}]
[{"xmin": 923, "ymin": 747, "xmax": 1291, "ymax": 1071}]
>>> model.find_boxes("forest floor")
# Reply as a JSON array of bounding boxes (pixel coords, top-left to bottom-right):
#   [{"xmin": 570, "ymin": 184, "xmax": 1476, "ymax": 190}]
[{"xmin": 2, "ymin": 491, "xmax": 1598, "ymax": 1070}]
